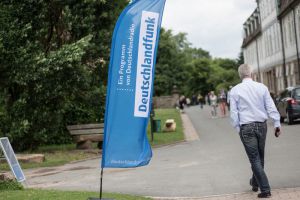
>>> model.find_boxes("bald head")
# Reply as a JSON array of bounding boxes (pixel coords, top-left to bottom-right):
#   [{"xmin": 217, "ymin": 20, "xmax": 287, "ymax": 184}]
[{"xmin": 238, "ymin": 64, "xmax": 252, "ymax": 79}]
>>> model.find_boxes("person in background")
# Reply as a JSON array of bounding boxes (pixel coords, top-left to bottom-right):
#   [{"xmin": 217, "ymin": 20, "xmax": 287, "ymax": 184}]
[
  {"xmin": 230, "ymin": 64, "xmax": 281, "ymax": 198},
  {"xmin": 192, "ymin": 94, "xmax": 197, "ymax": 105},
  {"xmin": 207, "ymin": 92, "xmax": 211, "ymax": 106},
  {"xmin": 186, "ymin": 97, "xmax": 191, "ymax": 106},
  {"xmin": 198, "ymin": 93, "xmax": 204, "ymax": 109},
  {"xmin": 179, "ymin": 95, "xmax": 186, "ymax": 112},
  {"xmin": 218, "ymin": 89, "xmax": 227, "ymax": 117},
  {"xmin": 227, "ymin": 85, "xmax": 233, "ymax": 111},
  {"xmin": 210, "ymin": 91, "xmax": 217, "ymax": 118}
]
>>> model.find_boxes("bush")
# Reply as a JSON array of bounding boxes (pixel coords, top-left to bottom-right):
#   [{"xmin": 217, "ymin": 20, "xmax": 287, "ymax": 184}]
[
  {"xmin": 0, "ymin": 180, "xmax": 23, "ymax": 191},
  {"xmin": 0, "ymin": 1, "xmax": 127, "ymax": 151},
  {"xmin": 0, "ymin": 37, "xmax": 107, "ymax": 151}
]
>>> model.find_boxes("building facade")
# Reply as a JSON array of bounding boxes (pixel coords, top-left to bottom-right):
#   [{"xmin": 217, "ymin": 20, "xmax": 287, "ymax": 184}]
[{"xmin": 242, "ymin": 0, "xmax": 300, "ymax": 95}]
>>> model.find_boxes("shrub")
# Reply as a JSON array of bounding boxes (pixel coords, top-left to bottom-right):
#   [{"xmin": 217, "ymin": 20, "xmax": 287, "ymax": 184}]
[{"xmin": 0, "ymin": 180, "xmax": 23, "ymax": 191}]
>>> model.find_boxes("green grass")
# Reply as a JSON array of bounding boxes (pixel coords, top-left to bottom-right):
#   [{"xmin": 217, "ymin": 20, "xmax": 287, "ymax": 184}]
[
  {"xmin": 0, "ymin": 189, "xmax": 152, "ymax": 200},
  {"xmin": 0, "ymin": 109, "xmax": 184, "ymax": 171},
  {"xmin": 0, "ymin": 144, "xmax": 100, "ymax": 171},
  {"xmin": 36, "ymin": 144, "xmax": 79, "ymax": 152},
  {"xmin": 147, "ymin": 108, "xmax": 184, "ymax": 146}
]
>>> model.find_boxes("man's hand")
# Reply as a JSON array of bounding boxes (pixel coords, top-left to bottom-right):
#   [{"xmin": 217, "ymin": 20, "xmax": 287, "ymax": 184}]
[{"xmin": 275, "ymin": 127, "xmax": 281, "ymax": 137}]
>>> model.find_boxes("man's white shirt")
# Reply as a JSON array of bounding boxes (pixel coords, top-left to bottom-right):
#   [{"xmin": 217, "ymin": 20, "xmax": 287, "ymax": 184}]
[{"xmin": 230, "ymin": 78, "xmax": 281, "ymax": 132}]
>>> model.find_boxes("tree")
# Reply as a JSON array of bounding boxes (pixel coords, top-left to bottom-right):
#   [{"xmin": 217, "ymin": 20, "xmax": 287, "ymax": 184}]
[
  {"xmin": 208, "ymin": 59, "xmax": 239, "ymax": 92},
  {"xmin": 184, "ymin": 58, "xmax": 214, "ymax": 96},
  {"xmin": 154, "ymin": 28, "xmax": 240, "ymax": 97},
  {"xmin": 155, "ymin": 29, "xmax": 211, "ymax": 96},
  {"xmin": 0, "ymin": 0, "xmax": 128, "ymax": 150},
  {"xmin": 185, "ymin": 47, "xmax": 211, "ymax": 60},
  {"xmin": 213, "ymin": 58, "xmax": 237, "ymax": 70},
  {"xmin": 155, "ymin": 29, "xmax": 189, "ymax": 96}
]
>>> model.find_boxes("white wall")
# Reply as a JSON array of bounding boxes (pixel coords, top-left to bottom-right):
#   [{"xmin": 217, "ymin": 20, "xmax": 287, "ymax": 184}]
[
  {"xmin": 295, "ymin": 5, "xmax": 300, "ymax": 58},
  {"xmin": 257, "ymin": 0, "xmax": 283, "ymax": 71},
  {"xmin": 259, "ymin": 22, "xmax": 283, "ymax": 71},
  {"xmin": 282, "ymin": 12, "xmax": 297, "ymax": 62},
  {"xmin": 259, "ymin": 0, "xmax": 277, "ymax": 29},
  {"xmin": 244, "ymin": 40, "xmax": 259, "ymax": 72}
]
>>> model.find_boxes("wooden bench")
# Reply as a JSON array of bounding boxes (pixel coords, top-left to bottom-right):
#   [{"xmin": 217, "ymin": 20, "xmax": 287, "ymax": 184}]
[{"xmin": 67, "ymin": 123, "xmax": 104, "ymax": 149}]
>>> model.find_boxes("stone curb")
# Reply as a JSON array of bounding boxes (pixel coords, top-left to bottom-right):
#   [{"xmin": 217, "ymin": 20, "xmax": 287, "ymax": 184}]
[{"xmin": 180, "ymin": 112, "xmax": 200, "ymax": 141}]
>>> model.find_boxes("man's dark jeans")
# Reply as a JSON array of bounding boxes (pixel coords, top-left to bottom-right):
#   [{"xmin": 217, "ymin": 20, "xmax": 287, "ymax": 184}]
[{"xmin": 239, "ymin": 121, "xmax": 270, "ymax": 193}]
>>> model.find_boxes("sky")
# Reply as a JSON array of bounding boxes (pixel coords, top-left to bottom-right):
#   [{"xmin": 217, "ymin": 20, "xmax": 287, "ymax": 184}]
[{"xmin": 161, "ymin": 0, "xmax": 257, "ymax": 59}]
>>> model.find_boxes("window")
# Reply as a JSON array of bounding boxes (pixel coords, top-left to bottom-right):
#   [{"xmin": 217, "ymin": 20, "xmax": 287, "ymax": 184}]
[
  {"xmin": 260, "ymin": 1, "xmax": 264, "ymax": 19},
  {"xmin": 276, "ymin": 23, "xmax": 282, "ymax": 51},
  {"xmin": 244, "ymin": 27, "xmax": 248, "ymax": 38},
  {"xmin": 267, "ymin": 29, "xmax": 272, "ymax": 56},
  {"xmin": 264, "ymin": 33, "xmax": 268, "ymax": 56},
  {"xmin": 266, "ymin": 0, "xmax": 269, "ymax": 16},
  {"xmin": 271, "ymin": 0, "xmax": 276, "ymax": 12},
  {"xmin": 294, "ymin": 88, "xmax": 300, "ymax": 100},
  {"xmin": 296, "ymin": 6, "xmax": 300, "ymax": 47},
  {"xmin": 258, "ymin": 38, "xmax": 263, "ymax": 60},
  {"xmin": 290, "ymin": 63, "xmax": 294, "ymax": 75},
  {"xmin": 270, "ymin": 26, "xmax": 274, "ymax": 54},
  {"xmin": 272, "ymin": 25, "xmax": 276, "ymax": 53},
  {"xmin": 288, "ymin": 14, "xmax": 295, "ymax": 45},
  {"xmin": 265, "ymin": 31, "xmax": 268, "ymax": 56},
  {"xmin": 279, "ymin": 67, "xmax": 282, "ymax": 77},
  {"xmin": 283, "ymin": 16, "xmax": 289, "ymax": 48},
  {"xmin": 260, "ymin": 0, "xmax": 266, "ymax": 19}
]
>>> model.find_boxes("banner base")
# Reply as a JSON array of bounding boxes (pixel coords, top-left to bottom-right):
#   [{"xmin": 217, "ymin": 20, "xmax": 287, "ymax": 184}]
[{"xmin": 87, "ymin": 198, "xmax": 114, "ymax": 200}]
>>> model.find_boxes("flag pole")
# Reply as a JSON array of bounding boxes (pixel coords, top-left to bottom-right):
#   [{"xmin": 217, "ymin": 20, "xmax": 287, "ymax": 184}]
[
  {"xmin": 100, "ymin": 167, "xmax": 104, "ymax": 199},
  {"xmin": 87, "ymin": 168, "xmax": 114, "ymax": 200}
]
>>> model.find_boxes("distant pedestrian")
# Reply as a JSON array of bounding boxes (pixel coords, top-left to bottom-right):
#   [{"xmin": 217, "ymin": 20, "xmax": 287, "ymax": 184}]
[
  {"xmin": 179, "ymin": 95, "xmax": 186, "ymax": 112},
  {"xmin": 218, "ymin": 89, "xmax": 227, "ymax": 117},
  {"xmin": 192, "ymin": 94, "xmax": 197, "ymax": 105},
  {"xmin": 207, "ymin": 92, "xmax": 211, "ymax": 106},
  {"xmin": 210, "ymin": 91, "xmax": 217, "ymax": 118},
  {"xmin": 198, "ymin": 94, "xmax": 204, "ymax": 109},
  {"xmin": 186, "ymin": 97, "xmax": 191, "ymax": 106},
  {"xmin": 227, "ymin": 85, "xmax": 233, "ymax": 111},
  {"xmin": 230, "ymin": 64, "xmax": 281, "ymax": 198}
]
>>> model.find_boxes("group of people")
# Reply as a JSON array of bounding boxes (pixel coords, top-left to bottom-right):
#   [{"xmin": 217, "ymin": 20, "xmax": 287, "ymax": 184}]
[
  {"xmin": 178, "ymin": 94, "xmax": 205, "ymax": 112},
  {"xmin": 178, "ymin": 89, "xmax": 229, "ymax": 115},
  {"xmin": 177, "ymin": 64, "xmax": 281, "ymax": 198},
  {"xmin": 207, "ymin": 87, "xmax": 231, "ymax": 118}
]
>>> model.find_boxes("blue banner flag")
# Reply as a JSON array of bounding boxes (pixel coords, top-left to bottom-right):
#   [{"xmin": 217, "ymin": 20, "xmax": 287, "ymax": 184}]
[{"xmin": 101, "ymin": 0, "xmax": 166, "ymax": 168}]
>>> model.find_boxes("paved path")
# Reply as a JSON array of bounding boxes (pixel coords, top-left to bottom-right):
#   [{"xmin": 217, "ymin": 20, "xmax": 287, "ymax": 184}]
[
  {"xmin": 153, "ymin": 187, "xmax": 300, "ymax": 199},
  {"xmin": 25, "ymin": 106, "xmax": 300, "ymax": 199}
]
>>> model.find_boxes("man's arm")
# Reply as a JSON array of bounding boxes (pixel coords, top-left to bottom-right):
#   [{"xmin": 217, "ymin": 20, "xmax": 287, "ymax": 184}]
[
  {"xmin": 264, "ymin": 88, "xmax": 281, "ymax": 129},
  {"xmin": 230, "ymin": 90, "xmax": 240, "ymax": 132}
]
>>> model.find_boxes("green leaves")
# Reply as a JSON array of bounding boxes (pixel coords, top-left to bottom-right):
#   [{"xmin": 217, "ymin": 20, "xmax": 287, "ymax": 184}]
[
  {"xmin": 0, "ymin": 0, "xmax": 128, "ymax": 151},
  {"xmin": 155, "ymin": 28, "xmax": 239, "ymax": 97},
  {"xmin": 0, "ymin": 0, "xmax": 240, "ymax": 151}
]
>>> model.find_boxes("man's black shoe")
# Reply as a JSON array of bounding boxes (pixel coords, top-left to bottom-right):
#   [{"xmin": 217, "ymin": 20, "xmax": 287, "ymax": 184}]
[
  {"xmin": 257, "ymin": 192, "xmax": 271, "ymax": 198},
  {"xmin": 249, "ymin": 179, "xmax": 258, "ymax": 192},
  {"xmin": 252, "ymin": 186, "xmax": 259, "ymax": 192}
]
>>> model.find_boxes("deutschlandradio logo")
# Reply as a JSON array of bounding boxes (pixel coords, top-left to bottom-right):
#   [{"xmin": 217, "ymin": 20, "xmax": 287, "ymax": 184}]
[{"xmin": 134, "ymin": 11, "xmax": 159, "ymax": 118}]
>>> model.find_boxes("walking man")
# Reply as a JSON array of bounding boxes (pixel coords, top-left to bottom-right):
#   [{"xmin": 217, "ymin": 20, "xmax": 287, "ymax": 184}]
[
  {"xmin": 210, "ymin": 91, "xmax": 218, "ymax": 118},
  {"xmin": 230, "ymin": 64, "xmax": 281, "ymax": 198}
]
